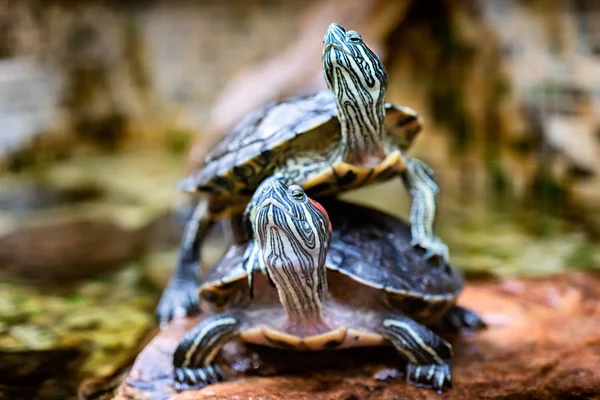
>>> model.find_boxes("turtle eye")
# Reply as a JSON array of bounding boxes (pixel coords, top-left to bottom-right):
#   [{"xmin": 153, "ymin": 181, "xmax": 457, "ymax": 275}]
[
  {"xmin": 290, "ymin": 187, "xmax": 305, "ymax": 201},
  {"xmin": 347, "ymin": 31, "xmax": 362, "ymax": 43}
]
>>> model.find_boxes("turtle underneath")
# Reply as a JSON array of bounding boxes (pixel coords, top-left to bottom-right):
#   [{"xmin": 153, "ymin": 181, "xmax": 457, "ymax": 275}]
[{"xmin": 173, "ymin": 181, "xmax": 485, "ymax": 393}]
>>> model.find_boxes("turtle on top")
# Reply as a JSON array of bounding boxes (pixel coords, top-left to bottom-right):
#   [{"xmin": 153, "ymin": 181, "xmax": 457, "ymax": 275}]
[
  {"xmin": 172, "ymin": 181, "xmax": 485, "ymax": 393},
  {"xmin": 157, "ymin": 22, "xmax": 449, "ymax": 325}
]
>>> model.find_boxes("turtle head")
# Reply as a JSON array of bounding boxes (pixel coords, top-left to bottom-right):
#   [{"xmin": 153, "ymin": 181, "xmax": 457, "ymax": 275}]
[
  {"xmin": 322, "ymin": 23, "xmax": 388, "ymax": 103},
  {"xmin": 251, "ymin": 179, "xmax": 331, "ymax": 327},
  {"xmin": 252, "ymin": 180, "xmax": 332, "ymax": 268},
  {"xmin": 322, "ymin": 23, "xmax": 388, "ymax": 162}
]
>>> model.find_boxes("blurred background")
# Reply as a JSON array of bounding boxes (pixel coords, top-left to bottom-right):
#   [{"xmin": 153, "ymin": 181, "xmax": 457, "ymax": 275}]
[{"xmin": 0, "ymin": 0, "xmax": 599, "ymax": 398}]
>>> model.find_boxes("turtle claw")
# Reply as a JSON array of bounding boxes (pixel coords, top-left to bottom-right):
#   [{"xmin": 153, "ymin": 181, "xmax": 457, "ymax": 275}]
[
  {"xmin": 243, "ymin": 241, "xmax": 259, "ymax": 299},
  {"xmin": 174, "ymin": 365, "xmax": 224, "ymax": 389},
  {"xmin": 246, "ymin": 262, "xmax": 275, "ymax": 296},
  {"xmin": 434, "ymin": 306, "xmax": 487, "ymax": 334},
  {"xmin": 406, "ymin": 362, "xmax": 452, "ymax": 393},
  {"xmin": 242, "ymin": 206, "xmax": 254, "ymax": 238},
  {"xmin": 411, "ymin": 235, "xmax": 449, "ymax": 263},
  {"xmin": 156, "ymin": 281, "xmax": 200, "ymax": 326},
  {"xmin": 243, "ymin": 239, "xmax": 274, "ymax": 299}
]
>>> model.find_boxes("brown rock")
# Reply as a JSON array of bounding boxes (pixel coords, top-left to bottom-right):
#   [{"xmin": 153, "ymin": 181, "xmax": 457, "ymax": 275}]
[
  {"xmin": 103, "ymin": 273, "xmax": 600, "ymax": 400},
  {"xmin": 0, "ymin": 219, "xmax": 147, "ymax": 282}
]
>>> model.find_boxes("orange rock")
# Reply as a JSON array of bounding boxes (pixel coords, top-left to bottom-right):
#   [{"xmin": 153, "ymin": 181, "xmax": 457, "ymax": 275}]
[{"xmin": 102, "ymin": 273, "xmax": 600, "ymax": 400}]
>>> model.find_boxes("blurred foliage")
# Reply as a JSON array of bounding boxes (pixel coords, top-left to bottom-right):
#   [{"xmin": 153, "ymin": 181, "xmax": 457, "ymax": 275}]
[
  {"xmin": 164, "ymin": 127, "xmax": 193, "ymax": 155},
  {"xmin": 0, "ymin": 265, "xmax": 156, "ymax": 398}
]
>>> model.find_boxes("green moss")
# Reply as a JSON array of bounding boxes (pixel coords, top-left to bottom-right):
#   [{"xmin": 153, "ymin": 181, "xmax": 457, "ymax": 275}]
[
  {"xmin": 511, "ymin": 135, "xmax": 536, "ymax": 156},
  {"xmin": 565, "ymin": 243, "xmax": 598, "ymax": 270},
  {"xmin": 495, "ymin": 77, "xmax": 512, "ymax": 99},
  {"xmin": 164, "ymin": 127, "xmax": 192, "ymax": 155},
  {"xmin": 530, "ymin": 173, "xmax": 567, "ymax": 211},
  {"xmin": 66, "ymin": 294, "xmax": 86, "ymax": 304},
  {"xmin": 488, "ymin": 162, "xmax": 510, "ymax": 200}
]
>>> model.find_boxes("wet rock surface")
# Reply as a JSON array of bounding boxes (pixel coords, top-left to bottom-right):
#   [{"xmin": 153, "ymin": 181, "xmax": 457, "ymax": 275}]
[
  {"xmin": 0, "ymin": 266, "xmax": 158, "ymax": 399},
  {"xmin": 0, "ymin": 219, "xmax": 148, "ymax": 281},
  {"xmin": 0, "ymin": 151, "xmax": 184, "ymax": 282},
  {"xmin": 102, "ymin": 272, "xmax": 600, "ymax": 400}
]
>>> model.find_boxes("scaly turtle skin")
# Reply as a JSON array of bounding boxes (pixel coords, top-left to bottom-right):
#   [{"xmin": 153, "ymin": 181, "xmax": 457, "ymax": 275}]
[
  {"xmin": 172, "ymin": 182, "xmax": 485, "ymax": 393},
  {"xmin": 157, "ymin": 23, "xmax": 447, "ymax": 324}
]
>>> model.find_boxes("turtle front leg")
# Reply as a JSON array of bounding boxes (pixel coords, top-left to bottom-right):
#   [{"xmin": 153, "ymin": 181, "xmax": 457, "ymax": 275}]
[
  {"xmin": 173, "ymin": 312, "xmax": 244, "ymax": 389},
  {"xmin": 379, "ymin": 315, "xmax": 453, "ymax": 393},
  {"xmin": 432, "ymin": 305, "xmax": 487, "ymax": 334},
  {"xmin": 242, "ymin": 238, "xmax": 271, "ymax": 298},
  {"xmin": 401, "ymin": 157, "xmax": 449, "ymax": 262},
  {"xmin": 156, "ymin": 199, "xmax": 212, "ymax": 326}
]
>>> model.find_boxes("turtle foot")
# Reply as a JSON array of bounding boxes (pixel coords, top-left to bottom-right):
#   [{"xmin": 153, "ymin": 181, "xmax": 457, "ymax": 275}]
[
  {"xmin": 156, "ymin": 281, "xmax": 200, "ymax": 326},
  {"xmin": 406, "ymin": 361, "xmax": 452, "ymax": 393},
  {"xmin": 434, "ymin": 306, "xmax": 487, "ymax": 334},
  {"xmin": 174, "ymin": 365, "xmax": 224, "ymax": 389},
  {"xmin": 411, "ymin": 235, "xmax": 449, "ymax": 263}
]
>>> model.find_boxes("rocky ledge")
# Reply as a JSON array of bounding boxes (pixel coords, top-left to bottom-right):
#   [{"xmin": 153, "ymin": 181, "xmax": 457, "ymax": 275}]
[{"xmin": 80, "ymin": 272, "xmax": 600, "ymax": 399}]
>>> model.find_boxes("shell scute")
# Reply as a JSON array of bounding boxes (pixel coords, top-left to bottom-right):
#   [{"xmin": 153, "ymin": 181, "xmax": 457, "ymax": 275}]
[
  {"xmin": 321, "ymin": 200, "xmax": 463, "ymax": 299},
  {"xmin": 181, "ymin": 91, "xmax": 422, "ymax": 193}
]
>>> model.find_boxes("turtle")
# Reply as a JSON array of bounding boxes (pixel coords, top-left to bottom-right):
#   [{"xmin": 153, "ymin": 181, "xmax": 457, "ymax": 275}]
[
  {"xmin": 157, "ymin": 22, "xmax": 447, "ymax": 324},
  {"xmin": 172, "ymin": 180, "xmax": 485, "ymax": 393}
]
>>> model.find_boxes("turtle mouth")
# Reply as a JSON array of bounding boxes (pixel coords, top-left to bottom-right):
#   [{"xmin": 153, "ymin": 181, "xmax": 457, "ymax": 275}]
[
  {"xmin": 322, "ymin": 42, "xmax": 353, "ymax": 58},
  {"xmin": 253, "ymin": 180, "xmax": 307, "ymax": 228},
  {"xmin": 323, "ymin": 23, "xmax": 353, "ymax": 58}
]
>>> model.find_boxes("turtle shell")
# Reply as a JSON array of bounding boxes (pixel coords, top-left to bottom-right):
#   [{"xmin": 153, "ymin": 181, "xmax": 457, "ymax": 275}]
[
  {"xmin": 199, "ymin": 243, "xmax": 248, "ymax": 309},
  {"xmin": 200, "ymin": 200, "xmax": 463, "ymax": 310},
  {"xmin": 180, "ymin": 91, "xmax": 422, "ymax": 193},
  {"xmin": 322, "ymin": 199, "xmax": 463, "ymax": 299}
]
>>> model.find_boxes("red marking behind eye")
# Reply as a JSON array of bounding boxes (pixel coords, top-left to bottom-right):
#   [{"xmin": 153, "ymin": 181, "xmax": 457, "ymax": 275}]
[{"xmin": 308, "ymin": 198, "xmax": 332, "ymax": 234}]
